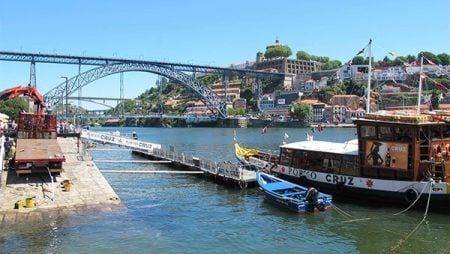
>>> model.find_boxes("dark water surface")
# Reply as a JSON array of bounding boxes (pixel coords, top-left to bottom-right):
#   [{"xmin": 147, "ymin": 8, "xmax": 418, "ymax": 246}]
[{"xmin": 1, "ymin": 127, "xmax": 448, "ymax": 253}]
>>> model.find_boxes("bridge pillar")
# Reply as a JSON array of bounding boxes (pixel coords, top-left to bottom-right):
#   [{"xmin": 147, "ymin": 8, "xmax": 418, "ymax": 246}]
[
  {"xmin": 120, "ymin": 72, "xmax": 124, "ymax": 117},
  {"xmin": 255, "ymin": 77, "xmax": 262, "ymax": 100},
  {"xmin": 222, "ymin": 74, "xmax": 229, "ymax": 103},
  {"xmin": 29, "ymin": 60, "xmax": 36, "ymax": 87},
  {"xmin": 78, "ymin": 62, "xmax": 82, "ymax": 115}
]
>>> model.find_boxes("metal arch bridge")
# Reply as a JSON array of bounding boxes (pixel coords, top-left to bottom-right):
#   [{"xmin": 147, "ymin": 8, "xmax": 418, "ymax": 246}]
[
  {"xmin": 0, "ymin": 51, "xmax": 286, "ymax": 118},
  {"xmin": 44, "ymin": 62, "xmax": 229, "ymax": 118}
]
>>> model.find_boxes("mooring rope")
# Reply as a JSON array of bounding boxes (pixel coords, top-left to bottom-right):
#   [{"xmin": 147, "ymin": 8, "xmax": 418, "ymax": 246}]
[
  {"xmin": 394, "ymin": 180, "xmax": 432, "ymax": 216},
  {"xmin": 389, "ymin": 182, "xmax": 433, "ymax": 253}
]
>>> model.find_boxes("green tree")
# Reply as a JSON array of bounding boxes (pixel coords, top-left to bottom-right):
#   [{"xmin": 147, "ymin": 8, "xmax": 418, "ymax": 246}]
[
  {"xmin": 352, "ymin": 56, "xmax": 365, "ymax": 65},
  {"xmin": 431, "ymin": 89, "xmax": 441, "ymax": 110},
  {"xmin": 0, "ymin": 97, "xmax": 28, "ymax": 120},
  {"xmin": 289, "ymin": 102, "xmax": 312, "ymax": 123},
  {"xmin": 322, "ymin": 60, "xmax": 342, "ymax": 70},
  {"xmin": 437, "ymin": 53, "xmax": 450, "ymax": 65},
  {"xmin": 296, "ymin": 50, "xmax": 311, "ymax": 60},
  {"xmin": 265, "ymin": 45, "xmax": 292, "ymax": 59}
]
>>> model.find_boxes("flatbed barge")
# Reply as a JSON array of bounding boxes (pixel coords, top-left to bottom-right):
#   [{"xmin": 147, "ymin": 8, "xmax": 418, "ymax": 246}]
[{"xmin": 14, "ymin": 139, "xmax": 65, "ymax": 175}]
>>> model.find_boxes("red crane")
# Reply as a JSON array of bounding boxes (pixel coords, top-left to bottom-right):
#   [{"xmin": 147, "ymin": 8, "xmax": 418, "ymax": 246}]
[{"xmin": 0, "ymin": 85, "xmax": 46, "ymax": 114}]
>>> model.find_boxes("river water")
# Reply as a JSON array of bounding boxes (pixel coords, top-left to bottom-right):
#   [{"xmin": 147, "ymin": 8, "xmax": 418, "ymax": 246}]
[{"xmin": 1, "ymin": 127, "xmax": 448, "ymax": 253}]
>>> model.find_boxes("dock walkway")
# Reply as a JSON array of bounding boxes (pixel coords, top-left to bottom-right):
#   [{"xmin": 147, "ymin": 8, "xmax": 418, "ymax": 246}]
[
  {"xmin": 82, "ymin": 130, "xmax": 256, "ymax": 188},
  {"xmin": 0, "ymin": 137, "xmax": 122, "ymax": 225}
]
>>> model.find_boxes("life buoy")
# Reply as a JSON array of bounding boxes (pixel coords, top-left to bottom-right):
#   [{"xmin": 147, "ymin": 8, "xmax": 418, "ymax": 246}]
[
  {"xmin": 404, "ymin": 188, "xmax": 418, "ymax": 204},
  {"xmin": 299, "ymin": 176, "xmax": 308, "ymax": 186}
]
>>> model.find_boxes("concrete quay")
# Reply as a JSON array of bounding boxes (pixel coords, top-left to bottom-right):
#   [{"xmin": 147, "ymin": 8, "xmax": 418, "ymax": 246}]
[{"xmin": 0, "ymin": 137, "xmax": 123, "ymax": 226}]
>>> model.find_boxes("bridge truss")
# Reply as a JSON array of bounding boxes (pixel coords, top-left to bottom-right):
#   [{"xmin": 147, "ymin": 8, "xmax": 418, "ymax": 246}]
[{"xmin": 0, "ymin": 51, "xmax": 286, "ymax": 118}]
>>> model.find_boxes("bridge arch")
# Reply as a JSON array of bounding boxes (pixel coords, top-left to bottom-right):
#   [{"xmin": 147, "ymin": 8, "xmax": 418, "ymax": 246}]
[{"xmin": 44, "ymin": 63, "xmax": 227, "ymax": 118}]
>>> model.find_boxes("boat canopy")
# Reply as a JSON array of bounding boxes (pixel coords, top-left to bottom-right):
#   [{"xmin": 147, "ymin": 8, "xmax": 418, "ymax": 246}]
[{"xmin": 281, "ymin": 139, "xmax": 358, "ymax": 156}]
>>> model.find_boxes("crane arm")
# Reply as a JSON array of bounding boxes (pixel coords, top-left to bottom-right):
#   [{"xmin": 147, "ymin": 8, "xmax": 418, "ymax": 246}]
[{"xmin": 0, "ymin": 85, "xmax": 46, "ymax": 111}]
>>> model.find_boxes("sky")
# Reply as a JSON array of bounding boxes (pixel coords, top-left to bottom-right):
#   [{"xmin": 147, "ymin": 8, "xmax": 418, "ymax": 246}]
[{"xmin": 1, "ymin": 0, "xmax": 449, "ymax": 109}]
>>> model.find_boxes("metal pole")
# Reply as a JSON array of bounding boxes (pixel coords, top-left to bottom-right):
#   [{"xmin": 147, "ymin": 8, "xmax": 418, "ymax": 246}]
[
  {"xmin": 366, "ymin": 39, "xmax": 372, "ymax": 114},
  {"xmin": 417, "ymin": 53, "xmax": 424, "ymax": 114},
  {"xmin": 60, "ymin": 76, "xmax": 68, "ymax": 119}
]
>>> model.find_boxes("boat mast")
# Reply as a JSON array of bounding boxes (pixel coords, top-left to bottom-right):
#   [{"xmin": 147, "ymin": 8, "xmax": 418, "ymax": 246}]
[
  {"xmin": 366, "ymin": 39, "xmax": 372, "ymax": 113},
  {"xmin": 417, "ymin": 53, "xmax": 424, "ymax": 114}
]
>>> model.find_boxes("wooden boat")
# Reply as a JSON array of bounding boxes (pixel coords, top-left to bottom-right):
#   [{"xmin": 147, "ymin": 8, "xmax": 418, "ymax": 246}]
[
  {"xmin": 256, "ymin": 171, "xmax": 333, "ymax": 213},
  {"xmin": 238, "ymin": 42, "xmax": 450, "ymax": 211}
]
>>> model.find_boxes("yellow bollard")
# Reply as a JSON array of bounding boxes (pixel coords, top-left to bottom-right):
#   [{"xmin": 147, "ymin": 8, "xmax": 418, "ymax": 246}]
[
  {"xmin": 63, "ymin": 180, "xmax": 72, "ymax": 192},
  {"xmin": 14, "ymin": 200, "xmax": 23, "ymax": 209},
  {"xmin": 25, "ymin": 198, "xmax": 34, "ymax": 208}
]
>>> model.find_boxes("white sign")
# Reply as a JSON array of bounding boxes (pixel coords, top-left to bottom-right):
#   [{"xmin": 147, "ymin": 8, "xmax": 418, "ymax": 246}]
[
  {"xmin": 81, "ymin": 130, "xmax": 162, "ymax": 151},
  {"xmin": 277, "ymin": 98, "xmax": 286, "ymax": 105}
]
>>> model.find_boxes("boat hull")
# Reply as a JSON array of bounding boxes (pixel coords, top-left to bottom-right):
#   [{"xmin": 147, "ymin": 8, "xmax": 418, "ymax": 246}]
[
  {"xmin": 256, "ymin": 171, "xmax": 333, "ymax": 213},
  {"xmin": 253, "ymin": 159, "xmax": 450, "ymax": 212}
]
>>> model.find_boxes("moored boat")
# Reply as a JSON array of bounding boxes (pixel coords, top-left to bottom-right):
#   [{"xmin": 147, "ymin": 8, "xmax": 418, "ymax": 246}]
[
  {"xmin": 256, "ymin": 171, "xmax": 333, "ymax": 213},
  {"xmin": 238, "ymin": 41, "xmax": 450, "ymax": 212}
]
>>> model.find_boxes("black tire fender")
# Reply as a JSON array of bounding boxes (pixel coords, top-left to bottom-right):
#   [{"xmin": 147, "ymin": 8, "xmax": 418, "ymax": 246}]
[{"xmin": 405, "ymin": 188, "xmax": 418, "ymax": 204}]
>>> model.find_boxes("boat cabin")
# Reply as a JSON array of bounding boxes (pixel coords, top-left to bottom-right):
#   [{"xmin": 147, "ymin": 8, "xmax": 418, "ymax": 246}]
[
  {"xmin": 278, "ymin": 112, "xmax": 450, "ymax": 183},
  {"xmin": 354, "ymin": 112, "xmax": 449, "ymax": 182}
]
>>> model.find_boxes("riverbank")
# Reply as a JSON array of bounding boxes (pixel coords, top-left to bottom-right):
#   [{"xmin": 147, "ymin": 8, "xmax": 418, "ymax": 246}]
[{"xmin": 0, "ymin": 137, "xmax": 123, "ymax": 226}]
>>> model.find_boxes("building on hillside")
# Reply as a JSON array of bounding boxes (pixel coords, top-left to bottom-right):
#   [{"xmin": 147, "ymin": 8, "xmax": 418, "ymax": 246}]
[
  {"xmin": 337, "ymin": 65, "xmax": 370, "ymax": 82},
  {"xmin": 311, "ymin": 102, "xmax": 326, "ymax": 123},
  {"xmin": 380, "ymin": 85, "xmax": 401, "ymax": 93},
  {"xmin": 332, "ymin": 105, "xmax": 347, "ymax": 123},
  {"xmin": 164, "ymin": 98, "xmax": 178, "ymax": 109},
  {"xmin": 211, "ymin": 82, "xmax": 241, "ymax": 102},
  {"xmin": 347, "ymin": 108, "xmax": 366, "ymax": 123},
  {"xmin": 185, "ymin": 100, "xmax": 213, "ymax": 116},
  {"xmin": 329, "ymin": 95, "xmax": 360, "ymax": 110},
  {"xmin": 274, "ymin": 90, "xmax": 301, "ymax": 108},
  {"xmin": 297, "ymin": 79, "xmax": 316, "ymax": 92},
  {"xmin": 377, "ymin": 67, "xmax": 407, "ymax": 81},
  {"xmin": 254, "ymin": 40, "xmax": 321, "ymax": 90},
  {"xmin": 258, "ymin": 94, "xmax": 275, "ymax": 111},
  {"xmin": 233, "ymin": 98, "xmax": 247, "ymax": 109}
]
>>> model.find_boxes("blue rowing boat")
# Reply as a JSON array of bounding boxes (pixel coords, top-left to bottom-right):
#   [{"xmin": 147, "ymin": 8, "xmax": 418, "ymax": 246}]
[{"xmin": 256, "ymin": 171, "xmax": 333, "ymax": 213}]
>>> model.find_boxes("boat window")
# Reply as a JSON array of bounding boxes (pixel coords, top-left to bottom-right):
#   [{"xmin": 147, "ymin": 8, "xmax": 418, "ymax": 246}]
[
  {"xmin": 308, "ymin": 152, "xmax": 323, "ymax": 170},
  {"xmin": 323, "ymin": 157, "xmax": 341, "ymax": 174},
  {"xmin": 378, "ymin": 126, "xmax": 393, "ymax": 140},
  {"xmin": 361, "ymin": 125, "xmax": 376, "ymax": 138},
  {"xmin": 341, "ymin": 155, "xmax": 360, "ymax": 176},
  {"xmin": 280, "ymin": 148, "xmax": 294, "ymax": 166},
  {"xmin": 292, "ymin": 150, "xmax": 306, "ymax": 168}
]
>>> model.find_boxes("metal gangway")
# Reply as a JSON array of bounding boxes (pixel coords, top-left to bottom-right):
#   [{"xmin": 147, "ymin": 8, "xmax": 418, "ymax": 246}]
[{"xmin": 80, "ymin": 130, "xmax": 256, "ymax": 188}]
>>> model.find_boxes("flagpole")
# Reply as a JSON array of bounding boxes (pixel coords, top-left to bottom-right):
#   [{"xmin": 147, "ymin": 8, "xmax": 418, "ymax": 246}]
[
  {"xmin": 417, "ymin": 53, "xmax": 424, "ymax": 114},
  {"xmin": 366, "ymin": 39, "xmax": 372, "ymax": 114}
]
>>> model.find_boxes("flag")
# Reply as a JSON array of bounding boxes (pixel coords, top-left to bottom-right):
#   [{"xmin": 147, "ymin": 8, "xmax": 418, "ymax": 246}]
[
  {"xmin": 420, "ymin": 73, "xmax": 428, "ymax": 80},
  {"xmin": 431, "ymin": 80, "xmax": 449, "ymax": 93},
  {"xmin": 284, "ymin": 132, "xmax": 289, "ymax": 139},
  {"xmin": 356, "ymin": 48, "xmax": 365, "ymax": 55},
  {"xmin": 426, "ymin": 58, "xmax": 436, "ymax": 65},
  {"xmin": 261, "ymin": 126, "xmax": 267, "ymax": 134}
]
